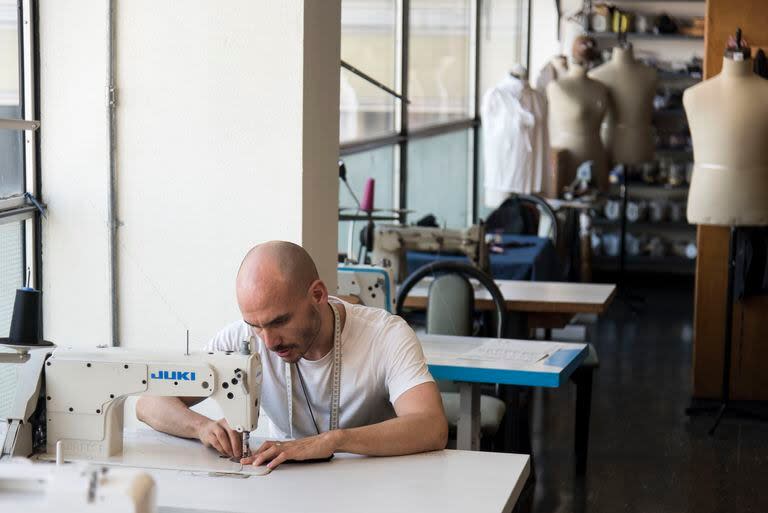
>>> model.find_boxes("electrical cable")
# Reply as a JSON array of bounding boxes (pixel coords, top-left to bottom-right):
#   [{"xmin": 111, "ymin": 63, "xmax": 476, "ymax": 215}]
[{"xmin": 294, "ymin": 361, "xmax": 321, "ymax": 436}]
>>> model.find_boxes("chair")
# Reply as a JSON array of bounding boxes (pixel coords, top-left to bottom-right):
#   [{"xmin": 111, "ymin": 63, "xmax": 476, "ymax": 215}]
[
  {"xmin": 396, "ymin": 261, "xmax": 508, "ymax": 447},
  {"xmin": 486, "ymin": 193, "xmax": 559, "ymax": 247}
]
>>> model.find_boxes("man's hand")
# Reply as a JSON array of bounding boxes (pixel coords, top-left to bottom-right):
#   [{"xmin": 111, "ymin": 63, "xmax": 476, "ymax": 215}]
[
  {"xmin": 241, "ymin": 431, "xmax": 340, "ymax": 470},
  {"xmin": 197, "ymin": 418, "xmax": 242, "ymax": 458}
]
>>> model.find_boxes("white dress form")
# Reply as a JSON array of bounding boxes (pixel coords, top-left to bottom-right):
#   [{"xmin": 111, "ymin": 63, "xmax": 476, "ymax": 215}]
[
  {"xmin": 546, "ymin": 64, "xmax": 610, "ymax": 193},
  {"xmin": 684, "ymin": 56, "xmax": 768, "ymax": 225},
  {"xmin": 588, "ymin": 46, "xmax": 657, "ymax": 165}
]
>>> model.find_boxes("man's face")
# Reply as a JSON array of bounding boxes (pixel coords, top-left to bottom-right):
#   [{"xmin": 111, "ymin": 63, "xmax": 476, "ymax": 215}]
[{"xmin": 240, "ymin": 285, "xmax": 322, "ymax": 363}]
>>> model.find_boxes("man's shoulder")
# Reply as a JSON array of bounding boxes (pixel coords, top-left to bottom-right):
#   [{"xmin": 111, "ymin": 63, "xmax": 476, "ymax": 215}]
[
  {"xmin": 344, "ymin": 303, "xmax": 415, "ymax": 344},
  {"xmin": 346, "ymin": 302, "xmax": 398, "ymax": 329},
  {"xmin": 206, "ymin": 320, "xmax": 250, "ymax": 352}
]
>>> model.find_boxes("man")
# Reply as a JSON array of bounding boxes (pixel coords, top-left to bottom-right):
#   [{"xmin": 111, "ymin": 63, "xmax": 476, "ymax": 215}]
[{"xmin": 137, "ymin": 241, "xmax": 447, "ymax": 470}]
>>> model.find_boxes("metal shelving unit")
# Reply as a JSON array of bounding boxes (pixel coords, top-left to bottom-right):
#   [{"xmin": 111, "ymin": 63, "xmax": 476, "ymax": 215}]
[
  {"xmin": 587, "ymin": 31, "xmax": 703, "ymax": 41},
  {"xmin": 592, "ymin": 219, "xmax": 694, "ymax": 231},
  {"xmin": 593, "ymin": 255, "xmax": 696, "ymax": 275}
]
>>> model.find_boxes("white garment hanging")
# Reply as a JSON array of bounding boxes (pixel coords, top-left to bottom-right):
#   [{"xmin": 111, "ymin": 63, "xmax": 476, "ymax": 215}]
[{"xmin": 481, "ymin": 75, "xmax": 549, "ymax": 207}]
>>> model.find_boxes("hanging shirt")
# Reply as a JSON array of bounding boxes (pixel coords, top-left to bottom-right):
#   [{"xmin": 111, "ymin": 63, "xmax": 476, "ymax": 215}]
[{"xmin": 481, "ymin": 75, "xmax": 550, "ymax": 202}]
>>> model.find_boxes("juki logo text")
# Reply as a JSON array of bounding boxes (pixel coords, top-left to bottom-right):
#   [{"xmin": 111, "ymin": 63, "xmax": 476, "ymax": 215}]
[{"xmin": 150, "ymin": 370, "xmax": 197, "ymax": 381}]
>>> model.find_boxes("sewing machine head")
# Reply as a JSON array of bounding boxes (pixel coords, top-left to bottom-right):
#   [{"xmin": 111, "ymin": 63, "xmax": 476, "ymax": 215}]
[
  {"xmin": 1, "ymin": 343, "xmax": 261, "ymax": 461},
  {"xmin": 371, "ymin": 224, "xmax": 489, "ymax": 282},
  {"xmin": 337, "ymin": 264, "xmax": 395, "ymax": 312}
]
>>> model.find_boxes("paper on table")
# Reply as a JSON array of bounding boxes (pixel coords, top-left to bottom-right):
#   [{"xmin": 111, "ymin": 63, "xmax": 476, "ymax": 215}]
[{"xmin": 460, "ymin": 340, "xmax": 559, "ymax": 365}]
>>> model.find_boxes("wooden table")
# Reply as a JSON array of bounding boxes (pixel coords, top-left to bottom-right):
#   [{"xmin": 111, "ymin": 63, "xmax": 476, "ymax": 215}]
[{"xmin": 402, "ymin": 279, "xmax": 616, "ymax": 329}]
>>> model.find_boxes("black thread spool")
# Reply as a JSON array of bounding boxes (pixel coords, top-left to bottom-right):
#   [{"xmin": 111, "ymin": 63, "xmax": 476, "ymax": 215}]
[{"xmin": 2, "ymin": 286, "xmax": 53, "ymax": 347}]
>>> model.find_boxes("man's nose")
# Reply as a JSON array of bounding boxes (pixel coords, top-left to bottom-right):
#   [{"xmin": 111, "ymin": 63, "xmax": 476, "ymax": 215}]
[{"xmin": 261, "ymin": 329, "xmax": 282, "ymax": 350}]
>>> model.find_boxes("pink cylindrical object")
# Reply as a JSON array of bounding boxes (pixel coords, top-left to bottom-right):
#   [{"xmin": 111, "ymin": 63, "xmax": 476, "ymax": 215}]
[{"xmin": 360, "ymin": 178, "xmax": 375, "ymax": 212}]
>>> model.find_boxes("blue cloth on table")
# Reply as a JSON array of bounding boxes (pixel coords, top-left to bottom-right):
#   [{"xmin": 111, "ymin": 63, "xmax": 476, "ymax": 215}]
[{"xmin": 406, "ymin": 234, "xmax": 562, "ymax": 281}]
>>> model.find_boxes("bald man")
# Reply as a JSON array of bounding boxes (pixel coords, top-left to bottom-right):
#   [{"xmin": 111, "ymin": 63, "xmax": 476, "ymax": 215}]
[{"xmin": 136, "ymin": 241, "xmax": 448, "ymax": 470}]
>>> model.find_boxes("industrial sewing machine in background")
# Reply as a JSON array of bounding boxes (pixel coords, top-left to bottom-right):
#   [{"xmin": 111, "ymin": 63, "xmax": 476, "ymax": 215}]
[
  {"xmin": 0, "ymin": 341, "xmax": 261, "ymax": 464},
  {"xmin": 337, "ymin": 264, "xmax": 395, "ymax": 312},
  {"xmin": 370, "ymin": 224, "xmax": 490, "ymax": 283}
]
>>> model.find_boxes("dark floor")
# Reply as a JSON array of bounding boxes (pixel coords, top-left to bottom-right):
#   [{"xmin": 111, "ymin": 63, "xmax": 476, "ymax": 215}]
[{"xmin": 529, "ymin": 280, "xmax": 768, "ymax": 513}]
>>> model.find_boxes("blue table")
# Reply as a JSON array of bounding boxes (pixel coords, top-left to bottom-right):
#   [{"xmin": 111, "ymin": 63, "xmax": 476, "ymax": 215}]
[
  {"xmin": 418, "ymin": 334, "xmax": 587, "ymax": 454},
  {"xmin": 406, "ymin": 234, "xmax": 562, "ymax": 281}
]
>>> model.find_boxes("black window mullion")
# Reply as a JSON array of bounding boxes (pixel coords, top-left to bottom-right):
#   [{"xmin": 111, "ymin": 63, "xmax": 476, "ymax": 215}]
[
  {"xmin": 398, "ymin": 0, "xmax": 410, "ymax": 224},
  {"xmin": 472, "ymin": 0, "xmax": 482, "ymax": 223}
]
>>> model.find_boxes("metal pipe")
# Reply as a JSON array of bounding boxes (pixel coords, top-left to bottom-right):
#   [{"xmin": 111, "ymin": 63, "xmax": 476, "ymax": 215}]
[
  {"xmin": 0, "ymin": 118, "xmax": 39, "ymax": 130},
  {"xmin": 107, "ymin": 0, "xmax": 120, "ymax": 347},
  {"xmin": 341, "ymin": 60, "xmax": 409, "ymax": 103}
]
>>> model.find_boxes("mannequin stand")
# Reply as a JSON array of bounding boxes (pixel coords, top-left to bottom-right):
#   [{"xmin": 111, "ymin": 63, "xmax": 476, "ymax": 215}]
[
  {"xmin": 685, "ymin": 227, "xmax": 768, "ymax": 434},
  {"xmin": 615, "ymin": 165, "xmax": 644, "ymax": 312}
]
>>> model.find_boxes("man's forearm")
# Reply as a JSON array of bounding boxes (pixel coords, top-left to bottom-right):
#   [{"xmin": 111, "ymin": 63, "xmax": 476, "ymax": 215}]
[
  {"xmin": 330, "ymin": 412, "xmax": 448, "ymax": 456},
  {"xmin": 135, "ymin": 397, "xmax": 208, "ymax": 440}
]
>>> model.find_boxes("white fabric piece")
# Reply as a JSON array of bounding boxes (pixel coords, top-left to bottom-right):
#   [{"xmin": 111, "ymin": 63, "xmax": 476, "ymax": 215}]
[
  {"xmin": 481, "ymin": 75, "xmax": 550, "ymax": 206},
  {"xmin": 205, "ymin": 301, "xmax": 434, "ymax": 439}
]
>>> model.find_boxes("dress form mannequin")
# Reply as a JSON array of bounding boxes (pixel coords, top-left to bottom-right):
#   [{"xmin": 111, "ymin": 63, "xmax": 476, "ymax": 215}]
[
  {"xmin": 535, "ymin": 55, "xmax": 569, "ymax": 93},
  {"xmin": 588, "ymin": 45, "xmax": 657, "ymax": 165},
  {"xmin": 546, "ymin": 64, "xmax": 610, "ymax": 193},
  {"xmin": 684, "ymin": 54, "xmax": 768, "ymax": 225}
]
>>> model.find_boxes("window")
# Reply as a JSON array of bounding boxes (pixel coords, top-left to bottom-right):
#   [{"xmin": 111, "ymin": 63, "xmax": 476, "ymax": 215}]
[
  {"xmin": 407, "ymin": 130, "xmax": 472, "ymax": 227},
  {"xmin": 338, "ymin": 145, "xmax": 397, "ymax": 258},
  {"xmin": 1, "ymin": 0, "xmax": 23, "ymax": 199},
  {"xmin": 0, "ymin": 222, "xmax": 23, "ymax": 335},
  {"xmin": 340, "ymin": 0, "xmax": 398, "ymax": 143},
  {"xmin": 339, "ymin": 0, "xmax": 529, "ymax": 260},
  {"xmin": 0, "ymin": 0, "xmax": 39, "ymax": 331},
  {"xmin": 408, "ymin": 0, "xmax": 473, "ymax": 129}
]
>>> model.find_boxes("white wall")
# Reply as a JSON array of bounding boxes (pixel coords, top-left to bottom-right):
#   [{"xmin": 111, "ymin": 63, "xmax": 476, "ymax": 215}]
[
  {"xmin": 529, "ymin": 0, "xmax": 568, "ymax": 86},
  {"xmin": 39, "ymin": 0, "xmax": 112, "ymax": 347},
  {"xmin": 40, "ymin": 0, "xmax": 341, "ymax": 350},
  {"xmin": 301, "ymin": 0, "xmax": 342, "ymax": 286}
]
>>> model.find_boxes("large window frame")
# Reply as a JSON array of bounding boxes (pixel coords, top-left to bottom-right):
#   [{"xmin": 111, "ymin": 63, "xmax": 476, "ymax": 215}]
[
  {"xmin": 340, "ymin": 0, "xmax": 531, "ymax": 227},
  {"xmin": 0, "ymin": 0, "xmax": 41, "ymax": 290}
]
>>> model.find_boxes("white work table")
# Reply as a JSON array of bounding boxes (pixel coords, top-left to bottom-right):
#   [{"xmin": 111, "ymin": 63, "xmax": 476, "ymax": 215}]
[
  {"xmin": 44, "ymin": 428, "xmax": 530, "ymax": 513},
  {"xmin": 150, "ymin": 449, "xmax": 529, "ymax": 513},
  {"xmin": 419, "ymin": 334, "xmax": 588, "ymax": 453}
]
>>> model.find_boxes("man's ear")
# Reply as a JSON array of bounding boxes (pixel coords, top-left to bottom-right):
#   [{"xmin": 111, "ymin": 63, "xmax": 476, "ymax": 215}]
[{"xmin": 308, "ymin": 279, "xmax": 328, "ymax": 304}]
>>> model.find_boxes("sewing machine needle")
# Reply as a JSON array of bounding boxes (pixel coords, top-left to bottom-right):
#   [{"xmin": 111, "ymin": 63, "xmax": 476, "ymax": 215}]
[{"xmin": 242, "ymin": 432, "xmax": 251, "ymax": 460}]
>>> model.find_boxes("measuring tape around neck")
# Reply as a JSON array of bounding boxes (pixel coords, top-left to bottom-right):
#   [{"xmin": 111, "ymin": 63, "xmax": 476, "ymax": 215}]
[{"xmin": 285, "ymin": 302, "xmax": 342, "ymax": 438}]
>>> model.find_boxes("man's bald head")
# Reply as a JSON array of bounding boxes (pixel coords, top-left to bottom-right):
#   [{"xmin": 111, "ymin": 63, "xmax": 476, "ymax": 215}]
[
  {"xmin": 236, "ymin": 241, "xmax": 320, "ymax": 307},
  {"xmin": 236, "ymin": 242, "xmax": 331, "ymax": 363}
]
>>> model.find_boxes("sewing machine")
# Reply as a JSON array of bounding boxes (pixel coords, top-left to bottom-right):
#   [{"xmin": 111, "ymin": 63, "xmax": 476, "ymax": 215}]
[
  {"xmin": 0, "ymin": 460, "xmax": 156, "ymax": 513},
  {"xmin": 370, "ymin": 224, "xmax": 489, "ymax": 283},
  {"xmin": 1, "ymin": 342, "xmax": 261, "ymax": 462},
  {"xmin": 337, "ymin": 264, "xmax": 395, "ymax": 312}
]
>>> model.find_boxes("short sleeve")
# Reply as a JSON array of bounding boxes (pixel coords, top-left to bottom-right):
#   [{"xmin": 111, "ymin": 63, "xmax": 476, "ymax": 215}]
[
  {"xmin": 205, "ymin": 320, "xmax": 251, "ymax": 353},
  {"xmin": 381, "ymin": 316, "xmax": 435, "ymax": 404}
]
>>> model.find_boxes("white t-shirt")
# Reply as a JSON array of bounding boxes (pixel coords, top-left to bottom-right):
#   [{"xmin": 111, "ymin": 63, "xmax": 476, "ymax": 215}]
[{"xmin": 205, "ymin": 300, "xmax": 434, "ymax": 439}]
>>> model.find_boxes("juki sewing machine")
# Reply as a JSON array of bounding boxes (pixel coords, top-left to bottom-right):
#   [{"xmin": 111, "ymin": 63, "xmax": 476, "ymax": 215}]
[
  {"xmin": 0, "ymin": 341, "xmax": 261, "ymax": 463},
  {"xmin": 370, "ymin": 224, "xmax": 489, "ymax": 283},
  {"xmin": 337, "ymin": 264, "xmax": 395, "ymax": 312}
]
